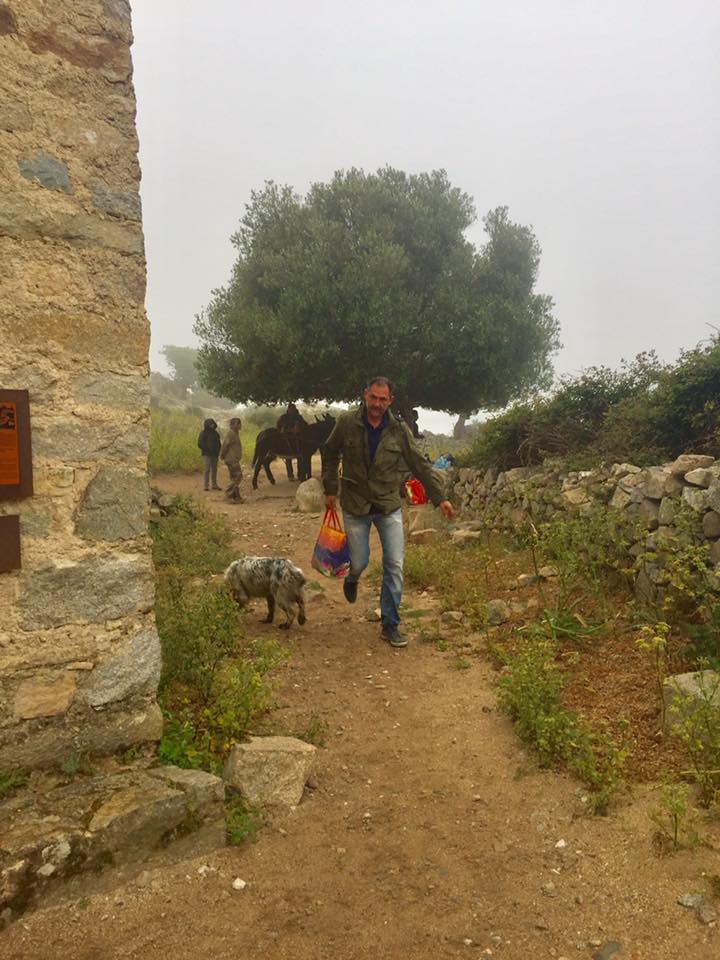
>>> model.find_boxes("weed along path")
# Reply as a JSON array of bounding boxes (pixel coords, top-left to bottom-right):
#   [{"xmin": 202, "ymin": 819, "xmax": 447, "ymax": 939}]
[{"xmin": 3, "ymin": 474, "xmax": 718, "ymax": 960}]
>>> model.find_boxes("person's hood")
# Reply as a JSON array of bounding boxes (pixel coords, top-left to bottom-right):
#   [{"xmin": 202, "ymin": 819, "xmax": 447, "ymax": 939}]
[{"xmin": 203, "ymin": 418, "xmax": 217, "ymax": 429}]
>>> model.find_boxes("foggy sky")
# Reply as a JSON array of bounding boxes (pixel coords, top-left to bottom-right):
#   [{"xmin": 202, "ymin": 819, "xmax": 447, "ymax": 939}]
[{"xmin": 130, "ymin": 0, "xmax": 720, "ymax": 432}]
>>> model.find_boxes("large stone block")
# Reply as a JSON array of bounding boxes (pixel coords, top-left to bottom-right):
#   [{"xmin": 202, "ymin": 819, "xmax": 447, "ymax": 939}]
[
  {"xmin": 0, "ymin": 101, "xmax": 32, "ymax": 132},
  {"xmin": 1, "ymin": 313, "xmax": 149, "ymax": 364},
  {"xmin": 670, "ymin": 454, "xmax": 715, "ymax": 475},
  {"xmin": 642, "ymin": 467, "xmax": 671, "ymax": 500},
  {"xmin": 224, "ymin": 736, "xmax": 317, "ymax": 809},
  {"xmin": 702, "ymin": 511, "xmax": 720, "ymax": 540},
  {"xmin": 26, "ymin": 24, "xmax": 132, "ymax": 81},
  {"xmin": 74, "ymin": 465, "xmax": 149, "ymax": 540},
  {"xmin": 13, "ymin": 674, "xmax": 76, "ymax": 719},
  {"xmin": 685, "ymin": 467, "xmax": 714, "ymax": 488},
  {"xmin": 91, "ymin": 182, "xmax": 142, "ymax": 220},
  {"xmin": 0, "ymin": 195, "xmax": 144, "ymax": 255},
  {"xmin": 88, "ymin": 783, "xmax": 187, "ymax": 851},
  {"xmin": 83, "ymin": 628, "xmax": 161, "ymax": 707},
  {"xmin": 18, "ymin": 151, "xmax": 73, "ymax": 194},
  {"xmin": 146, "ymin": 765, "xmax": 225, "ymax": 818},
  {"xmin": 32, "ymin": 418, "xmax": 148, "ymax": 462},
  {"xmin": 682, "ymin": 486, "xmax": 709, "ymax": 512},
  {"xmin": 72, "ymin": 371, "xmax": 149, "ymax": 409},
  {"xmin": 20, "ymin": 555, "xmax": 153, "ymax": 629},
  {"xmin": 0, "ymin": 703, "xmax": 163, "ymax": 770}
]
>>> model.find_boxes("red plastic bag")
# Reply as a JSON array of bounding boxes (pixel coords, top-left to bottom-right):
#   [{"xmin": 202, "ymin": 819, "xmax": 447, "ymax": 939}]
[
  {"xmin": 311, "ymin": 508, "xmax": 351, "ymax": 578},
  {"xmin": 405, "ymin": 477, "xmax": 428, "ymax": 505}
]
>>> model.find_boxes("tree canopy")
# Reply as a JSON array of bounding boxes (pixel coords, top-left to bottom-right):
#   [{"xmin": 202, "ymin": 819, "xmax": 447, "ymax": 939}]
[{"xmin": 195, "ymin": 167, "xmax": 560, "ymax": 416}]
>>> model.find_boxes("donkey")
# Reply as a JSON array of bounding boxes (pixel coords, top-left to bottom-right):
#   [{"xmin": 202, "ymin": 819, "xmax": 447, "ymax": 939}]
[{"xmin": 251, "ymin": 414, "xmax": 336, "ymax": 489}]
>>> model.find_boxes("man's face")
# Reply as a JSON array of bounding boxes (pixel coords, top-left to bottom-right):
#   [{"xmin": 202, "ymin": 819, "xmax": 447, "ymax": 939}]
[{"xmin": 363, "ymin": 383, "xmax": 393, "ymax": 420}]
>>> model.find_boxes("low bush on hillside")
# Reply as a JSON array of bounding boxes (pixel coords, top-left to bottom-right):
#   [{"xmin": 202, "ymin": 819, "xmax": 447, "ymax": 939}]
[{"xmin": 463, "ymin": 338, "xmax": 720, "ymax": 470}]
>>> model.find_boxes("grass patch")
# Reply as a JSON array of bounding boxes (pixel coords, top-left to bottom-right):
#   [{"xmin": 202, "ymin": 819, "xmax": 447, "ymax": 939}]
[
  {"xmin": 226, "ymin": 793, "xmax": 265, "ymax": 845},
  {"xmin": 497, "ymin": 637, "xmax": 629, "ymax": 813},
  {"xmin": 149, "ymin": 406, "xmax": 259, "ymax": 475},
  {"xmin": 295, "ymin": 713, "xmax": 329, "ymax": 747},
  {"xmin": 404, "ymin": 541, "xmax": 490, "ymax": 624}
]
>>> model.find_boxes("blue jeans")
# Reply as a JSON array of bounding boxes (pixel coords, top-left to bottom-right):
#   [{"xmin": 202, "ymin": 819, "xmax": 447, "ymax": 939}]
[{"xmin": 343, "ymin": 509, "xmax": 404, "ymax": 628}]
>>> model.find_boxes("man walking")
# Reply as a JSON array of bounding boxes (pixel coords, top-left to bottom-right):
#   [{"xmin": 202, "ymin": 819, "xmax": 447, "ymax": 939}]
[
  {"xmin": 322, "ymin": 377, "xmax": 454, "ymax": 648},
  {"xmin": 220, "ymin": 416, "xmax": 244, "ymax": 502}
]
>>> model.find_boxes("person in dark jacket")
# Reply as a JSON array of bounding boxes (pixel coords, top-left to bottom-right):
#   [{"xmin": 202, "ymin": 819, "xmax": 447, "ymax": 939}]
[{"xmin": 197, "ymin": 418, "xmax": 222, "ymax": 491}]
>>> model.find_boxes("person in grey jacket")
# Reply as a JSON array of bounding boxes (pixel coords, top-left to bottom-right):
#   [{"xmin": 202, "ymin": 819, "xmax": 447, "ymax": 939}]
[
  {"xmin": 220, "ymin": 417, "xmax": 244, "ymax": 502},
  {"xmin": 197, "ymin": 418, "xmax": 221, "ymax": 491}
]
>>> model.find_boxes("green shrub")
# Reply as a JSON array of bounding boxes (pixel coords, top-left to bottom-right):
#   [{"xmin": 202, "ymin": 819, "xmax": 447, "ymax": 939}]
[
  {"xmin": 156, "ymin": 586, "xmax": 242, "ymax": 703},
  {"xmin": 498, "ymin": 637, "xmax": 628, "ymax": 812},
  {"xmin": 226, "ymin": 793, "xmax": 265, "ymax": 845},
  {"xmin": 150, "ymin": 496, "xmax": 235, "ymax": 580},
  {"xmin": 151, "ymin": 500, "xmax": 285, "ymax": 772},
  {"xmin": 464, "ymin": 353, "xmax": 663, "ymax": 469},
  {"xmin": 463, "ymin": 338, "xmax": 720, "ymax": 470}
]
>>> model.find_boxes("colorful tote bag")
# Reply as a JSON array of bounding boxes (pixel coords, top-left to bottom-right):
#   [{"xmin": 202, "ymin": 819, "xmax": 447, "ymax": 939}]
[{"xmin": 311, "ymin": 508, "xmax": 351, "ymax": 578}]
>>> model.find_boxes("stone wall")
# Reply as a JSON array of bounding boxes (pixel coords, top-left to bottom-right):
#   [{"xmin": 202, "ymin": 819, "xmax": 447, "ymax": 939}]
[
  {"xmin": 454, "ymin": 454, "xmax": 720, "ymax": 597},
  {"xmin": 0, "ymin": 1, "xmax": 161, "ymax": 769}
]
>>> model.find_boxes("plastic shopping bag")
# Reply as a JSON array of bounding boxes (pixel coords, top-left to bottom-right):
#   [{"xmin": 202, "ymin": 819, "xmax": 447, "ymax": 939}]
[
  {"xmin": 404, "ymin": 477, "xmax": 428, "ymax": 505},
  {"xmin": 311, "ymin": 508, "xmax": 351, "ymax": 578}
]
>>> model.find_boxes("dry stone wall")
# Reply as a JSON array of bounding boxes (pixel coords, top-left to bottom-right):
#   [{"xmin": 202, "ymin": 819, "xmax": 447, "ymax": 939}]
[
  {"xmin": 0, "ymin": 1, "xmax": 161, "ymax": 769},
  {"xmin": 454, "ymin": 454, "xmax": 720, "ymax": 599}
]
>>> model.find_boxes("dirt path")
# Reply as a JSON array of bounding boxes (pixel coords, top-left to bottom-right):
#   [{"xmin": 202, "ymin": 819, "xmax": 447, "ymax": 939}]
[{"xmin": 2, "ymin": 473, "xmax": 717, "ymax": 960}]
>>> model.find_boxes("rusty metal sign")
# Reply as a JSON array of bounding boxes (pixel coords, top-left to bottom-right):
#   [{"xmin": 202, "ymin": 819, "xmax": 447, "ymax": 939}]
[
  {"xmin": 0, "ymin": 514, "xmax": 21, "ymax": 572},
  {"xmin": 0, "ymin": 390, "xmax": 33, "ymax": 500}
]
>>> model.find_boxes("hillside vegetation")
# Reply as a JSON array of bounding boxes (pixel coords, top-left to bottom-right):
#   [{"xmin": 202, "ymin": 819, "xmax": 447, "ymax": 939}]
[{"xmin": 465, "ymin": 338, "xmax": 720, "ymax": 471}]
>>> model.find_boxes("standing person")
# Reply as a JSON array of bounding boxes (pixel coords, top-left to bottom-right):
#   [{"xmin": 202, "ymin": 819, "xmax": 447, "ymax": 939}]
[
  {"xmin": 220, "ymin": 416, "xmax": 244, "ymax": 502},
  {"xmin": 197, "ymin": 417, "xmax": 221, "ymax": 491},
  {"xmin": 322, "ymin": 376, "xmax": 454, "ymax": 648},
  {"xmin": 276, "ymin": 402, "xmax": 306, "ymax": 480}
]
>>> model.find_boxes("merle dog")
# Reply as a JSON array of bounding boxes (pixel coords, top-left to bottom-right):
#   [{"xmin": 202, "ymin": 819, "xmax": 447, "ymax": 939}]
[{"xmin": 224, "ymin": 557, "xmax": 307, "ymax": 629}]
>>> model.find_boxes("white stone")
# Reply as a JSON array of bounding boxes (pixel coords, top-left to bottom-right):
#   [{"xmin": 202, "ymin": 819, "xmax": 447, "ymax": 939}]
[
  {"xmin": 685, "ymin": 468, "xmax": 714, "ymax": 488},
  {"xmin": 223, "ymin": 736, "xmax": 317, "ymax": 808},
  {"xmin": 295, "ymin": 477, "xmax": 325, "ymax": 513},
  {"xmin": 663, "ymin": 670, "xmax": 720, "ymax": 735},
  {"xmin": 670, "ymin": 454, "xmax": 715, "ymax": 476},
  {"xmin": 682, "ymin": 486, "xmax": 709, "ymax": 512}
]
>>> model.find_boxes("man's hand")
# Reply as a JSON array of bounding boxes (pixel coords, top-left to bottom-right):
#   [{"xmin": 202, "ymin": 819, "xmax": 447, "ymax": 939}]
[
  {"xmin": 439, "ymin": 500, "xmax": 455, "ymax": 521},
  {"xmin": 325, "ymin": 494, "xmax": 337, "ymax": 511}
]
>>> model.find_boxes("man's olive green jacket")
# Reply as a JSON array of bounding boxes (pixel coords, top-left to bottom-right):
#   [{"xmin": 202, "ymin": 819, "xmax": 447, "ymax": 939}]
[{"xmin": 321, "ymin": 406, "xmax": 444, "ymax": 516}]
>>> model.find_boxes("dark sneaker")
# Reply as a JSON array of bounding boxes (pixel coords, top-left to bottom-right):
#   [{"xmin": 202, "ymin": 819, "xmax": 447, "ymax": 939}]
[
  {"xmin": 343, "ymin": 579, "xmax": 358, "ymax": 603},
  {"xmin": 381, "ymin": 624, "xmax": 408, "ymax": 648}
]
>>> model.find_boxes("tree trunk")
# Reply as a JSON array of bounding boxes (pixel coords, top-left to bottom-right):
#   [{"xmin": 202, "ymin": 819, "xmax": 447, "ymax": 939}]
[{"xmin": 453, "ymin": 415, "xmax": 467, "ymax": 439}]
